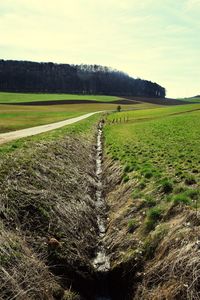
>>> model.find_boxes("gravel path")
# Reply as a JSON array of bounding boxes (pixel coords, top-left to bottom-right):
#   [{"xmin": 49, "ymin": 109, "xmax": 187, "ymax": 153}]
[{"xmin": 0, "ymin": 112, "xmax": 99, "ymax": 145}]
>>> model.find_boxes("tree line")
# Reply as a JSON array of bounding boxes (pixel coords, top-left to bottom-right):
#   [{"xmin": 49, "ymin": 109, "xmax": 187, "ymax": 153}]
[{"xmin": 0, "ymin": 60, "xmax": 166, "ymax": 97}]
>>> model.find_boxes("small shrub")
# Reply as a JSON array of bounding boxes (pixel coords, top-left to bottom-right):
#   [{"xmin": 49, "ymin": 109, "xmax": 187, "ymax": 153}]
[
  {"xmin": 160, "ymin": 179, "xmax": 173, "ymax": 193},
  {"xmin": 144, "ymin": 171, "xmax": 153, "ymax": 179},
  {"xmin": 145, "ymin": 206, "xmax": 163, "ymax": 232},
  {"xmin": 52, "ymin": 284, "xmax": 65, "ymax": 299},
  {"xmin": 144, "ymin": 224, "xmax": 168, "ymax": 258},
  {"xmin": 165, "ymin": 194, "xmax": 173, "ymax": 202},
  {"xmin": 174, "ymin": 185, "xmax": 187, "ymax": 194},
  {"xmin": 38, "ymin": 206, "xmax": 50, "ymax": 219},
  {"xmin": 175, "ymin": 170, "xmax": 183, "ymax": 176},
  {"xmin": 185, "ymin": 189, "xmax": 199, "ymax": 200},
  {"xmin": 124, "ymin": 164, "xmax": 131, "ymax": 173},
  {"xmin": 144, "ymin": 195, "xmax": 156, "ymax": 208},
  {"xmin": 124, "ymin": 164, "xmax": 135, "ymax": 173},
  {"xmin": 185, "ymin": 175, "xmax": 196, "ymax": 185},
  {"xmin": 112, "ymin": 156, "xmax": 119, "ymax": 161},
  {"xmin": 123, "ymin": 175, "xmax": 130, "ymax": 183},
  {"xmin": 127, "ymin": 219, "xmax": 138, "ymax": 233},
  {"xmin": 138, "ymin": 180, "xmax": 146, "ymax": 190},
  {"xmin": 154, "ymin": 171, "xmax": 162, "ymax": 179},
  {"xmin": 173, "ymin": 193, "xmax": 191, "ymax": 205},
  {"xmin": 63, "ymin": 290, "xmax": 80, "ymax": 300},
  {"xmin": 131, "ymin": 190, "xmax": 144, "ymax": 199}
]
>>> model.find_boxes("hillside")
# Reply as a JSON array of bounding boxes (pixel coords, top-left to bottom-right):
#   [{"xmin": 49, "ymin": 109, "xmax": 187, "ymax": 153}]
[
  {"xmin": 0, "ymin": 104, "xmax": 200, "ymax": 299},
  {"xmin": 179, "ymin": 96, "xmax": 200, "ymax": 103},
  {"xmin": 0, "ymin": 117, "xmax": 101, "ymax": 299},
  {"xmin": 0, "ymin": 60, "xmax": 166, "ymax": 98}
]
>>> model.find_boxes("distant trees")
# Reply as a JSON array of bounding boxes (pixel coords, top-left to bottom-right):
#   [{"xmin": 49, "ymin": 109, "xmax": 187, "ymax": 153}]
[{"xmin": 0, "ymin": 60, "xmax": 166, "ymax": 97}]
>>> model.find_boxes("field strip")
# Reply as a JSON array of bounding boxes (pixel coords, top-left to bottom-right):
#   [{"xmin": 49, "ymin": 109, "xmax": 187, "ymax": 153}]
[
  {"xmin": 0, "ymin": 111, "xmax": 101, "ymax": 145},
  {"xmin": 123, "ymin": 107, "xmax": 200, "ymax": 123}
]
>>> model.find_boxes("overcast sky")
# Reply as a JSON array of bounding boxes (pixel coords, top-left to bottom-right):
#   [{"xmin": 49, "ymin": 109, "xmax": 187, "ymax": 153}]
[{"xmin": 0, "ymin": 0, "xmax": 199, "ymax": 98}]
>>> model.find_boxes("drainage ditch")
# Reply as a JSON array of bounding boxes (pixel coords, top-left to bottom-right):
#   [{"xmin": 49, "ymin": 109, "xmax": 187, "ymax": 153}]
[
  {"xmin": 91, "ymin": 121, "xmax": 135, "ymax": 300},
  {"xmin": 93, "ymin": 120, "xmax": 111, "ymax": 299},
  {"xmin": 49, "ymin": 121, "xmax": 135, "ymax": 299}
]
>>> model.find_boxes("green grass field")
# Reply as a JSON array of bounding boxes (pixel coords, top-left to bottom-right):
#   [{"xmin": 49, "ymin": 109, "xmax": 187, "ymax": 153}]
[
  {"xmin": 107, "ymin": 103, "xmax": 200, "ymax": 123},
  {"xmin": 0, "ymin": 102, "xmax": 157, "ymax": 133},
  {"xmin": 0, "ymin": 92, "xmax": 122, "ymax": 103},
  {"xmin": 105, "ymin": 104, "xmax": 200, "ymax": 228},
  {"xmin": 179, "ymin": 97, "xmax": 200, "ymax": 103}
]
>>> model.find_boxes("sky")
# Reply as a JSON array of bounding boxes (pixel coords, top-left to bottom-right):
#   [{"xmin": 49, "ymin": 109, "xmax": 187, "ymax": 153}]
[{"xmin": 0, "ymin": 0, "xmax": 199, "ymax": 98}]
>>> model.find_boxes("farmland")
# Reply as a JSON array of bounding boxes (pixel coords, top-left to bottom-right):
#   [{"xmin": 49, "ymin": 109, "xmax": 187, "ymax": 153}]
[
  {"xmin": 0, "ymin": 100, "xmax": 156, "ymax": 133},
  {"xmin": 0, "ymin": 91, "xmax": 191, "ymax": 134},
  {"xmin": 179, "ymin": 96, "xmax": 200, "ymax": 103},
  {"xmin": 0, "ymin": 92, "xmax": 123, "ymax": 103},
  {"xmin": 106, "ymin": 103, "xmax": 200, "ymax": 122},
  {"xmin": 105, "ymin": 103, "xmax": 200, "ymax": 212}
]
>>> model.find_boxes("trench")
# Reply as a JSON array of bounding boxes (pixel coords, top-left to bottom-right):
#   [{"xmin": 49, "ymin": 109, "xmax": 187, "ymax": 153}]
[
  {"xmin": 49, "ymin": 121, "xmax": 136, "ymax": 299},
  {"xmin": 90, "ymin": 121, "xmax": 135, "ymax": 300},
  {"xmin": 92, "ymin": 120, "xmax": 111, "ymax": 299}
]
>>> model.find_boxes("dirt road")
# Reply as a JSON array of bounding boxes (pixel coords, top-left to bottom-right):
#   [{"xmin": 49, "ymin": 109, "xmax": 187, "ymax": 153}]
[{"xmin": 0, "ymin": 112, "xmax": 100, "ymax": 146}]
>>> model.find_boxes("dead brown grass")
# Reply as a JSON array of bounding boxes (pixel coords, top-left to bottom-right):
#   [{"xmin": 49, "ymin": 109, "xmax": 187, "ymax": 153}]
[
  {"xmin": 0, "ymin": 127, "xmax": 98, "ymax": 299},
  {"xmin": 134, "ymin": 210, "xmax": 200, "ymax": 300},
  {"xmin": 0, "ymin": 224, "xmax": 57, "ymax": 299}
]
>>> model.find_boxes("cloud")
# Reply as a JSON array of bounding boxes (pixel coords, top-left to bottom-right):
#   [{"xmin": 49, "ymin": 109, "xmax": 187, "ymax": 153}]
[
  {"xmin": 0, "ymin": 0, "xmax": 199, "ymax": 97},
  {"xmin": 185, "ymin": 0, "xmax": 200, "ymax": 9}
]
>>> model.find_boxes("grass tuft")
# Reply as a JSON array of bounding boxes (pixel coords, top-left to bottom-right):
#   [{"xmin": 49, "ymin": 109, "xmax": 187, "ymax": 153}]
[{"xmin": 173, "ymin": 193, "xmax": 191, "ymax": 205}]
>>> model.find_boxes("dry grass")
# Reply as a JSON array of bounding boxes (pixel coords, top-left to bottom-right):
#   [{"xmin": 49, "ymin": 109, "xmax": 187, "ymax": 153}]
[
  {"xmin": 0, "ymin": 124, "xmax": 98, "ymax": 299},
  {"xmin": 0, "ymin": 225, "xmax": 56, "ymax": 300},
  {"xmin": 134, "ymin": 210, "xmax": 200, "ymax": 300},
  {"xmin": 0, "ymin": 102, "xmax": 148, "ymax": 133}
]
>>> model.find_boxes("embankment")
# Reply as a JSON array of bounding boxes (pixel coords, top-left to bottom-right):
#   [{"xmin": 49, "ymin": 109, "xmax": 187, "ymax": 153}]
[
  {"xmin": 103, "ymin": 157, "xmax": 200, "ymax": 300},
  {"xmin": 0, "ymin": 123, "xmax": 100, "ymax": 299}
]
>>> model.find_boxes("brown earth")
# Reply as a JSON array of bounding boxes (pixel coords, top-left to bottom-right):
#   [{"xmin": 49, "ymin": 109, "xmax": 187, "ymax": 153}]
[
  {"xmin": 1, "ymin": 96, "xmax": 191, "ymax": 106},
  {"xmin": 123, "ymin": 96, "xmax": 193, "ymax": 105},
  {"xmin": 0, "ymin": 99, "xmax": 140, "ymax": 106}
]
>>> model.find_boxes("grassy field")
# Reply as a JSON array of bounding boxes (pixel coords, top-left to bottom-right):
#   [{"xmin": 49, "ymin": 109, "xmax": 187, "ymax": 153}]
[
  {"xmin": 104, "ymin": 102, "xmax": 200, "ymax": 298},
  {"xmin": 179, "ymin": 97, "xmax": 200, "ymax": 103},
  {"xmin": 0, "ymin": 102, "xmax": 157, "ymax": 133},
  {"xmin": 0, "ymin": 92, "xmax": 123, "ymax": 103},
  {"xmin": 105, "ymin": 103, "xmax": 200, "ymax": 223},
  {"xmin": 106, "ymin": 103, "xmax": 200, "ymax": 122}
]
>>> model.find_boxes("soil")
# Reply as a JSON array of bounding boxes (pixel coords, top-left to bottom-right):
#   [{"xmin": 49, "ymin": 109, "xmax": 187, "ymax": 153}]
[
  {"xmin": 1, "ymin": 96, "xmax": 192, "ymax": 106},
  {"xmin": 0, "ymin": 99, "xmax": 140, "ymax": 106},
  {"xmin": 123, "ymin": 96, "xmax": 194, "ymax": 105}
]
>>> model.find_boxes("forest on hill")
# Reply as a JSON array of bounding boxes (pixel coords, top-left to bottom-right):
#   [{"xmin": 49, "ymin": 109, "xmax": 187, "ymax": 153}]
[{"xmin": 0, "ymin": 60, "xmax": 166, "ymax": 98}]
